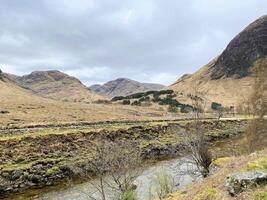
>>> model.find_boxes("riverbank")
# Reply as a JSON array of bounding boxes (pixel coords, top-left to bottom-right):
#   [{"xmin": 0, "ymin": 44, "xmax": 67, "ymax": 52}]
[
  {"xmin": 164, "ymin": 148, "xmax": 267, "ymax": 200},
  {"xmin": 0, "ymin": 119, "xmax": 247, "ymax": 198}
]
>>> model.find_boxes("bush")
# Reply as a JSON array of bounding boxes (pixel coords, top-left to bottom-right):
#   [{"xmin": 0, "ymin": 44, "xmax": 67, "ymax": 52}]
[
  {"xmin": 120, "ymin": 190, "xmax": 138, "ymax": 200},
  {"xmin": 154, "ymin": 172, "xmax": 175, "ymax": 199},
  {"xmin": 168, "ymin": 105, "xmax": 178, "ymax": 113},
  {"xmin": 122, "ymin": 100, "xmax": 131, "ymax": 105},
  {"xmin": 131, "ymin": 100, "xmax": 141, "ymax": 106},
  {"xmin": 180, "ymin": 105, "xmax": 191, "ymax": 113},
  {"xmin": 211, "ymin": 102, "xmax": 222, "ymax": 110},
  {"xmin": 158, "ymin": 89, "xmax": 174, "ymax": 95},
  {"xmin": 93, "ymin": 99, "xmax": 111, "ymax": 104},
  {"xmin": 112, "ymin": 96, "xmax": 125, "ymax": 101},
  {"xmin": 253, "ymin": 191, "xmax": 267, "ymax": 200},
  {"xmin": 127, "ymin": 92, "xmax": 145, "ymax": 99}
]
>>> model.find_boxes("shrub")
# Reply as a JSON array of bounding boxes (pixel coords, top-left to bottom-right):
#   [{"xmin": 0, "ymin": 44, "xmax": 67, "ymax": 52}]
[
  {"xmin": 145, "ymin": 90, "xmax": 159, "ymax": 96},
  {"xmin": 93, "ymin": 99, "xmax": 111, "ymax": 104},
  {"xmin": 211, "ymin": 102, "xmax": 222, "ymax": 110},
  {"xmin": 154, "ymin": 172, "xmax": 175, "ymax": 200},
  {"xmin": 122, "ymin": 100, "xmax": 131, "ymax": 105},
  {"xmin": 168, "ymin": 105, "xmax": 178, "ymax": 113},
  {"xmin": 120, "ymin": 190, "xmax": 138, "ymax": 200},
  {"xmin": 131, "ymin": 100, "xmax": 141, "ymax": 106},
  {"xmin": 180, "ymin": 105, "xmax": 193, "ymax": 113},
  {"xmin": 0, "ymin": 110, "xmax": 9, "ymax": 114},
  {"xmin": 112, "ymin": 96, "xmax": 125, "ymax": 101},
  {"xmin": 253, "ymin": 191, "xmax": 267, "ymax": 200},
  {"xmin": 127, "ymin": 92, "xmax": 145, "ymax": 99}
]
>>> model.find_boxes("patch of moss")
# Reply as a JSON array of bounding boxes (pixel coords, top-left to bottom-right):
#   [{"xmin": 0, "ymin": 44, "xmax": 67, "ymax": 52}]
[
  {"xmin": 1, "ymin": 162, "xmax": 33, "ymax": 171},
  {"xmin": 1, "ymin": 158, "xmax": 63, "ymax": 172},
  {"xmin": 46, "ymin": 166, "xmax": 60, "ymax": 176},
  {"xmin": 193, "ymin": 188, "xmax": 219, "ymax": 200},
  {"xmin": 213, "ymin": 157, "xmax": 232, "ymax": 167},
  {"xmin": 254, "ymin": 191, "xmax": 267, "ymax": 200},
  {"xmin": 247, "ymin": 155, "xmax": 267, "ymax": 173}
]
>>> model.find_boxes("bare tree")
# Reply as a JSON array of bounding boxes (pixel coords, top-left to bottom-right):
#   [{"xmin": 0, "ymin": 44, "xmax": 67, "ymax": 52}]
[
  {"xmin": 182, "ymin": 83, "xmax": 212, "ymax": 178},
  {"xmin": 245, "ymin": 58, "xmax": 267, "ymax": 153},
  {"xmin": 83, "ymin": 140, "xmax": 142, "ymax": 200}
]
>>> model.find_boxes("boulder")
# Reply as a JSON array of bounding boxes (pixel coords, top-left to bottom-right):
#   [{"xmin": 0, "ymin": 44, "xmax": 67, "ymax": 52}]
[{"xmin": 226, "ymin": 170, "xmax": 267, "ymax": 196}]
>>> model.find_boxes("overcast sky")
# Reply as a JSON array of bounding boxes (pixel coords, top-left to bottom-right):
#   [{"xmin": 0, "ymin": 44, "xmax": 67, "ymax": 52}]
[{"xmin": 0, "ymin": 0, "xmax": 266, "ymax": 86}]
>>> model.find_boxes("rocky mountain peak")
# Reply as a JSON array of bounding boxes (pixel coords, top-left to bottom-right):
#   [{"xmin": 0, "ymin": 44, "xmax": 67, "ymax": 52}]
[{"xmin": 210, "ymin": 15, "xmax": 267, "ymax": 79}]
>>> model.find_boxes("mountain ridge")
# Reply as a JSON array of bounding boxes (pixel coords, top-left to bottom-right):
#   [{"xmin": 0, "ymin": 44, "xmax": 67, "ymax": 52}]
[
  {"xmin": 4, "ymin": 70, "xmax": 103, "ymax": 103},
  {"xmin": 90, "ymin": 78, "xmax": 165, "ymax": 98},
  {"xmin": 170, "ymin": 15, "xmax": 267, "ymax": 107}
]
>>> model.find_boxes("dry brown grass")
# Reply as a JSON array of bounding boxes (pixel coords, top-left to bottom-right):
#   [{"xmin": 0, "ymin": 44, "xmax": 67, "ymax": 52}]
[
  {"xmin": 0, "ymin": 79, "xmax": 180, "ymax": 127},
  {"xmin": 169, "ymin": 58, "xmax": 256, "ymax": 108}
]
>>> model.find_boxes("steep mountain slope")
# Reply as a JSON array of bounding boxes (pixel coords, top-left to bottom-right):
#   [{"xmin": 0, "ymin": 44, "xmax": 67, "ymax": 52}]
[
  {"xmin": 170, "ymin": 15, "xmax": 267, "ymax": 107},
  {"xmin": 6, "ymin": 70, "xmax": 103, "ymax": 102},
  {"xmin": 90, "ymin": 78, "xmax": 165, "ymax": 98}
]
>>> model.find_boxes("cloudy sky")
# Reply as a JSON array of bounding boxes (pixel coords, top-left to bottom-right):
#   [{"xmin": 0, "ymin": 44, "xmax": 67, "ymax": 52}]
[{"xmin": 0, "ymin": 0, "xmax": 266, "ymax": 86}]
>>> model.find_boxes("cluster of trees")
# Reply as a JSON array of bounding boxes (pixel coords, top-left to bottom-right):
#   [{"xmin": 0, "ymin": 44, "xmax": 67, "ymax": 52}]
[
  {"xmin": 112, "ymin": 89, "xmax": 195, "ymax": 113},
  {"xmin": 111, "ymin": 90, "xmax": 174, "ymax": 102}
]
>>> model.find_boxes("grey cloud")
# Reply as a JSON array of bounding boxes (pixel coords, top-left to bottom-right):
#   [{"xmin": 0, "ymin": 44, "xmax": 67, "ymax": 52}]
[{"xmin": 0, "ymin": 0, "xmax": 266, "ymax": 85}]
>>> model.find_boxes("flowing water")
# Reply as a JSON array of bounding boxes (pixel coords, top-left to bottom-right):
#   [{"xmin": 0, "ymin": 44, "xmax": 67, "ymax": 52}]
[{"xmin": 3, "ymin": 133, "xmax": 263, "ymax": 200}]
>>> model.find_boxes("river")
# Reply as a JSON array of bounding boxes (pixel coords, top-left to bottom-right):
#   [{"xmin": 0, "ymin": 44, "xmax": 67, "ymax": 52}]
[{"xmin": 3, "ymin": 133, "xmax": 262, "ymax": 200}]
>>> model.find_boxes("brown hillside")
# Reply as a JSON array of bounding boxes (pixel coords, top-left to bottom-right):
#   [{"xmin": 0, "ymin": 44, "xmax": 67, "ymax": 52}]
[
  {"xmin": 5, "ymin": 70, "xmax": 103, "ymax": 103},
  {"xmin": 0, "ymin": 75, "xmax": 168, "ymax": 127},
  {"xmin": 170, "ymin": 15, "xmax": 267, "ymax": 108}
]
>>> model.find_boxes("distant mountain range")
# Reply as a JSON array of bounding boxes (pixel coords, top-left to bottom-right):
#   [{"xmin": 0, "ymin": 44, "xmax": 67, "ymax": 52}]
[
  {"xmin": 3, "ymin": 70, "xmax": 103, "ymax": 103},
  {"xmin": 90, "ymin": 78, "xmax": 165, "ymax": 98},
  {"xmin": 170, "ymin": 15, "xmax": 267, "ymax": 107},
  {"xmin": 1, "ymin": 15, "xmax": 266, "ymax": 110},
  {"xmin": 1, "ymin": 70, "xmax": 165, "ymax": 102}
]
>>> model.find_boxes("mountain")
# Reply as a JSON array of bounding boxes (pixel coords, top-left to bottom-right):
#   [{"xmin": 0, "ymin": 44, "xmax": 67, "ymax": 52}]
[
  {"xmin": 6, "ymin": 70, "xmax": 103, "ymax": 103},
  {"xmin": 89, "ymin": 78, "xmax": 165, "ymax": 98},
  {"xmin": 170, "ymin": 15, "xmax": 267, "ymax": 107}
]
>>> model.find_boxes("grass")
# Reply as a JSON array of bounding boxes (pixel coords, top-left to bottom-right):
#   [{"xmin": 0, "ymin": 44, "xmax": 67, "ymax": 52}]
[
  {"xmin": 213, "ymin": 157, "xmax": 232, "ymax": 167},
  {"xmin": 46, "ymin": 166, "xmax": 60, "ymax": 176},
  {"xmin": 0, "ymin": 121, "xmax": 169, "ymax": 141},
  {"xmin": 193, "ymin": 188, "xmax": 222, "ymax": 200},
  {"xmin": 253, "ymin": 191, "xmax": 267, "ymax": 200},
  {"xmin": 247, "ymin": 155, "xmax": 267, "ymax": 173},
  {"xmin": 0, "ymin": 158, "xmax": 63, "ymax": 172}
]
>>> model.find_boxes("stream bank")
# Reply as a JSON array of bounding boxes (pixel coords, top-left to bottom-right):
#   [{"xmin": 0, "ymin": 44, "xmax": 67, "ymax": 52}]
[{"xmin": 0, "ymin": 119, "xmax": 248, "ymax": 198}]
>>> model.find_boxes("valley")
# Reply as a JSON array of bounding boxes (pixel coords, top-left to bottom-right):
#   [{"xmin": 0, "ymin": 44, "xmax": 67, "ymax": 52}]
[{"xmin": 0, "ymin": 4, "xmax": 266, "ymax": 200}]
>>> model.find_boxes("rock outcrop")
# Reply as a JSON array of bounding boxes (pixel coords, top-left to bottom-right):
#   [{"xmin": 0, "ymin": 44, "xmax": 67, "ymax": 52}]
[
  {"xmin": 226, "ymin": 170, "xmax": 267, "ymax": 196},
  {"xmin": 169, "ymin": 15, "xmax": 267, "ymax": 107},
  {"xmin": 211, "ymin": 15, "xmax": 267, "ymax": 79}
]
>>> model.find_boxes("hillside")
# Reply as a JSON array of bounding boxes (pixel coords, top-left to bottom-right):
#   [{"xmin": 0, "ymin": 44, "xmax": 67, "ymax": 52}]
[
  {"xmin": 0, "ymin": 72, "xmax": 172, "ymax": 127},
  {"xmin": 90, "ymin": 78, "xmax": 165, "ymax": 98},
  {"xmin": 5, "ymin": 70, "xmax": 103, "ymax": 103},
  {"xmin": 170, "ymin": 15, "xmax": 267, "ymax": 108}
]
